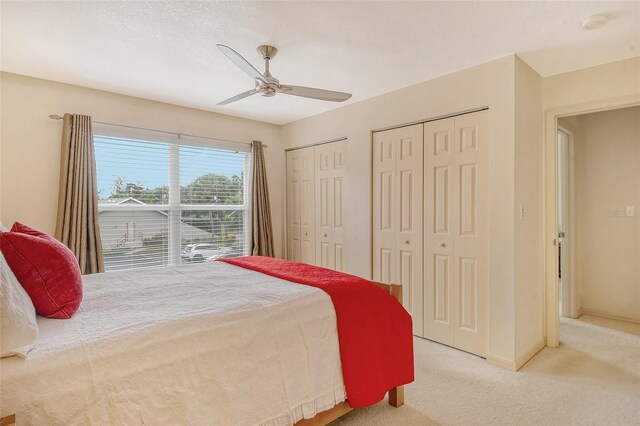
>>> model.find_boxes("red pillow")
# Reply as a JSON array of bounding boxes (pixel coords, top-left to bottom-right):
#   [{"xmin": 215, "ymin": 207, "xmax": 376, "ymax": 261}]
[{"xmin": 0, "ymin": 223, "xmax": 82, "ymax": 319}]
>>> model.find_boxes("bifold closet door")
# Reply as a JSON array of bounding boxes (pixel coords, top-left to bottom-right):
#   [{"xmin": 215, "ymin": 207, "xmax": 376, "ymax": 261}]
[
  {"xmin": 315, "ymin": 140, "xmax": 346, "ymax": 271},
  {"xmin": 423, "ymin": 110, "xmax": 488, "ymax": 357},
  {"xmin": 423, "ymin": 118, "xmax": 456, "ymax": 346},
  {"xmin": 372, "ymin": 124, "xmax": 424, "ymax": 337},
  {"xmin": 286, "ymin": 147, "xmax": 315, "ymax": 264}
]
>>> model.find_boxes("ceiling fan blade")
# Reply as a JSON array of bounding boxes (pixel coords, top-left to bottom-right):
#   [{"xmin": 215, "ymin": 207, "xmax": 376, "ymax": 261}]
[
  {"xmin": 277, "ymin": 85, "xmax": 352, "ymax": 102},
  {"xmin": 217, "ymin": 89, "xmax": 258, "ymax": 105},
  {"xmin": 217, "ymin": 44, "xmax": 265, "ymax": 82}
]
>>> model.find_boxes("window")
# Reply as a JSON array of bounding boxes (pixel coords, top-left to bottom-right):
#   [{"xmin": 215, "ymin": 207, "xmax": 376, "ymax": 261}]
[{"xmin": 94, "ymin": 134, "xmax": 250, "ymax": 271}]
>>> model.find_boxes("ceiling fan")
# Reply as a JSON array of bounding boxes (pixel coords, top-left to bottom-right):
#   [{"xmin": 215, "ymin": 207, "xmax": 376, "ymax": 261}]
[{"xmin": 216, "ymin": 44, "xmax": 352, "ymax": 105}]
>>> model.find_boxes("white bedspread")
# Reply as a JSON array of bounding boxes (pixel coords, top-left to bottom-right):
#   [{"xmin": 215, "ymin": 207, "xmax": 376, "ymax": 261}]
[{"xmin": 0, "ymin": 262, "xmax": 345, "ymax": 425}]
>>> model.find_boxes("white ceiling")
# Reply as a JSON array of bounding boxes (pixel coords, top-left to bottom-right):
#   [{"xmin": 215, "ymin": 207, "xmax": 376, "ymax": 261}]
[{"xmin": 1, "ymin": 1, "xmax": 639, "ymax": 125}]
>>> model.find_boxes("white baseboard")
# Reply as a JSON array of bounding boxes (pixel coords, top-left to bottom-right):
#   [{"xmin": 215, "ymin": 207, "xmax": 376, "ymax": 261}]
[
  {"xmin": 515, "ymin": 339, "xmax": 546, "ymax": 370},
  {"xmin": 486, "ymin": 355, "xmax": 516, "ymax": 371},
  {"xmin": 580, "ymin": 308, "xmax": 640, "ymax": 325},
  {"xmin": 486, "ymin": 338, "xmax": 546, "ymax": 372}
]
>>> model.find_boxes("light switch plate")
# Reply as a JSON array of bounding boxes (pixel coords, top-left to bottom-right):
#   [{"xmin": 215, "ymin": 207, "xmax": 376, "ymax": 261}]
[
  {"xmin": 520, "ymin": 206, "xmax": 527, "ymax": 219},
  {"xmin": 626, "ymin": 206, "xmax": 636, "ymax": 217}
]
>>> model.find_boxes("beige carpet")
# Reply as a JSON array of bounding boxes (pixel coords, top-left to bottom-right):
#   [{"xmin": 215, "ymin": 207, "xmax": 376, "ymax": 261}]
[{"xmin": 332, "ymin": 315, "xmax": 640, "ymax": 425}]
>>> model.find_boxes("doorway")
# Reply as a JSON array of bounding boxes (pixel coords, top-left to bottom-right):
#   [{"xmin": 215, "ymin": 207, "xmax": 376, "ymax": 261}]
[{"xmin": 545, "ymin": 96, "xmax": 640, "ymax": 347}]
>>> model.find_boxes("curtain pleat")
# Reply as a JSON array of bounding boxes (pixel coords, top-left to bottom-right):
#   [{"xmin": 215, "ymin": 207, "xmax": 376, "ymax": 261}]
[
  {"xmin": 55, "ymin": 114, "xmax": 105, "ymax": 274},
  {"xmin": 250, "ymin": 140, "xmax": 275, "ymax": 257}
]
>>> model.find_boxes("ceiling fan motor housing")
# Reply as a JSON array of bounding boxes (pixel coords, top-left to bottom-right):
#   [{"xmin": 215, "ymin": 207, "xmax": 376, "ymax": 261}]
[
  {"xmin": 258, "ymin": 85, "xmax": 276, "ymax": 97},
  {"xmin": 256, "ymin": 70, "xmax": 279, "ymax": 97}
]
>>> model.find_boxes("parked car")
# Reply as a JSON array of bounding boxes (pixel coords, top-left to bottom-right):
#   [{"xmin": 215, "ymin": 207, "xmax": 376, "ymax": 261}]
[
  {"xmin": 181, "ymin": 243, "xmax": 232, "ymax": 263},
  {"xmin": 204, "ymin": 249, "xmax": 239, "ymax": 262}
]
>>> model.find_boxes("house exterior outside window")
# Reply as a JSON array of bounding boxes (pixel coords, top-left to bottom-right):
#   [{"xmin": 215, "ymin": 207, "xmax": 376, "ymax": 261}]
[{"xmin": 94, "ymin": 134, "xmax": 250, "ymax": 271}]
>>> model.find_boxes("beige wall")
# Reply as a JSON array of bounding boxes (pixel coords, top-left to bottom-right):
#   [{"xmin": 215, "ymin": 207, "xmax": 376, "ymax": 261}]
[
  {"xmin": 574, "ymin": 107, "xmax": 640, "ymax": 322},
  {"xmin": 514, "ymin": 57, "xmax": 545, "ymax": 362},
  {"xmin": 0, "ymin": 72, "xmax": 286, "ymax": 258},
  {"xmin": 282, "ymin": 55, "xmax": 521, "ymax": 364},
  {"xmin": 543, "ymin": 57, "xmax": 640, "ymax": 110}
]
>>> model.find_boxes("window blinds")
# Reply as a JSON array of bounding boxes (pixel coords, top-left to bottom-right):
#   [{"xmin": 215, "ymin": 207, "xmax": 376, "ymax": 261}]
[{"xmin": 94, "ymin": 135, "xmax": 249, "ymax": 271}]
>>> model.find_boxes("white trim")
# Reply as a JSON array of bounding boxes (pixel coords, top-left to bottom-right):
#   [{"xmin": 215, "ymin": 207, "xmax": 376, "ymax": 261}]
[
  {"xmin": 580, "ymin": 308, "xmax": 640, "ymax": 325},
  {"xmin": 486, "ymin": 339, "xmax": 546, "ymax": 372},
  {"xmin": 543, "ymin": 94, "xmax": 640, "ymax": 348},
  {"xmin": 486, "ymin": 355, "xmax": 516, "ymax": 371},
  {"xmin": 516, "ymin": 339, "xmax": 546, "ymax": 370}
]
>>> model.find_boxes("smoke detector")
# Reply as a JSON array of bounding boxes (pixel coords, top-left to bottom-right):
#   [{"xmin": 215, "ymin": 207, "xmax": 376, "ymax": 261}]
[{"xmin": 582, "ymin": 14, "xmax": 608, "ymax": 30}]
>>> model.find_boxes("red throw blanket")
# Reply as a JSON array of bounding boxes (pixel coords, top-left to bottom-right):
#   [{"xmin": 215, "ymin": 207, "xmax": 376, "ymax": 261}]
[{"xmin": 219, "ymin": 256, "xmax": 414, "ymax": 408}]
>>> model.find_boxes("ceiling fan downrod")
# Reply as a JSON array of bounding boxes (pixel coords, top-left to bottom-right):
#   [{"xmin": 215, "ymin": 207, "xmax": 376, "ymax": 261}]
[{"xmin": 256, "ymin": 45, "xmax": 279, "ymax": 97}]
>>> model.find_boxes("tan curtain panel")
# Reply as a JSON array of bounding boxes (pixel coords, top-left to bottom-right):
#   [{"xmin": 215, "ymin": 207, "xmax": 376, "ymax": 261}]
[
  {"xmin": 55, "ymin": 114, "xmax": 105, "ymax": 274},
  {"xmin": 250, "ymin": 140, "xmax": 275, "ymax": 257}
]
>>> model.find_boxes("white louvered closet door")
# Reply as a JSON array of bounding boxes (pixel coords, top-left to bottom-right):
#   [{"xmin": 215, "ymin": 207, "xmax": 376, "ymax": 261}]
[
  {"xmin": 315, "ymin": 140, "xmax": 347, "ymax": 272},
  {"xmin": 372, "ymin": 124, "xmax": 424, "ymax": 337},
  {"xmin": 286, "ymin": 147, "xmax": 315, "ymax": 264},
  {"xmin": 424, "ymin": 111, "xmax": 488, "ymax": 357}
]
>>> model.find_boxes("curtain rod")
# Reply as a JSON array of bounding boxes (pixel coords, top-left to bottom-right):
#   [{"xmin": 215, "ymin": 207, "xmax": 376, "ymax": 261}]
[{"xmin": 48, "ymin": 114, "xmax": 266, "ymax": 148}]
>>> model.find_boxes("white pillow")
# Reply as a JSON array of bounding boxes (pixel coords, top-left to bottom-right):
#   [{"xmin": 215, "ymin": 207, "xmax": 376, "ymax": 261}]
[
  {"xmin": 1, "ymin": 250, "xmax": 39, "ymax": 358},
  {"xmin": 0, "ymin": 222, "xmax": 8, "ymax": 232}
]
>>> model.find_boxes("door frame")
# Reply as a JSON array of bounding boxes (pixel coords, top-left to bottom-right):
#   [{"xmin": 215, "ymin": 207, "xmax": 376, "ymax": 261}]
[{"xmin": 544, "ymin": 94, "xmax": 640, "ymax": 347}]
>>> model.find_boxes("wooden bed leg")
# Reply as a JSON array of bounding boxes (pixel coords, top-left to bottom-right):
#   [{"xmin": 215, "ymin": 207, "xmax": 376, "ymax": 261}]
[
  {"xmin": 0, "ymin": 415, "xmax": 16, "ymax": 426},
  {"xmin": 388, "ymin": 386, "xmax": 404, "ymax": 407}
]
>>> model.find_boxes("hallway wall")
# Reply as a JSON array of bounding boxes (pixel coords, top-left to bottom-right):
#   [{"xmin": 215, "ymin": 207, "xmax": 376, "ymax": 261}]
[{"xmin": 574, "ymin": 106, "xmax": 640, "ymax": 322}]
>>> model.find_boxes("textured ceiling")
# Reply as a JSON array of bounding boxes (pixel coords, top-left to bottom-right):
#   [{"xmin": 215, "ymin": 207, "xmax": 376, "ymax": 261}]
[{"xmin": 1, "ymin": 1, "xmax": 639, "ymax": 125}]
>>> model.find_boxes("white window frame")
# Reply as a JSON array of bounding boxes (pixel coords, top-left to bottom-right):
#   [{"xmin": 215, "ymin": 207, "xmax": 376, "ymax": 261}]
[{"xmin": 95, "ymin": 126, "xmax": 251, "ymax": 268}]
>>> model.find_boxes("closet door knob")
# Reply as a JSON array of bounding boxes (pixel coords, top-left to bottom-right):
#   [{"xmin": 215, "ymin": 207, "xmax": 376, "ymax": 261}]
[
  {"xmin": 324, "ymin": 234, "xmax": 328, "ymax": 238},
  {"xmin": 304, "ymin": 232, "xmax": 308, "ymax": 236},
  {"xmin": 440, "ymin": 243, "xmax": 447, "ymax": 248},
  {"xmin": 404, "ymin": 240, "xmax": 410, "ymax": 245}
]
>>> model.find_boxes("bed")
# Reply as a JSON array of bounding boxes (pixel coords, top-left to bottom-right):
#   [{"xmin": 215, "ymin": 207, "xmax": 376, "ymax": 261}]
[{"xmin": 0, "ymin": 258, "xmax": 412, "ymax": 425}]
